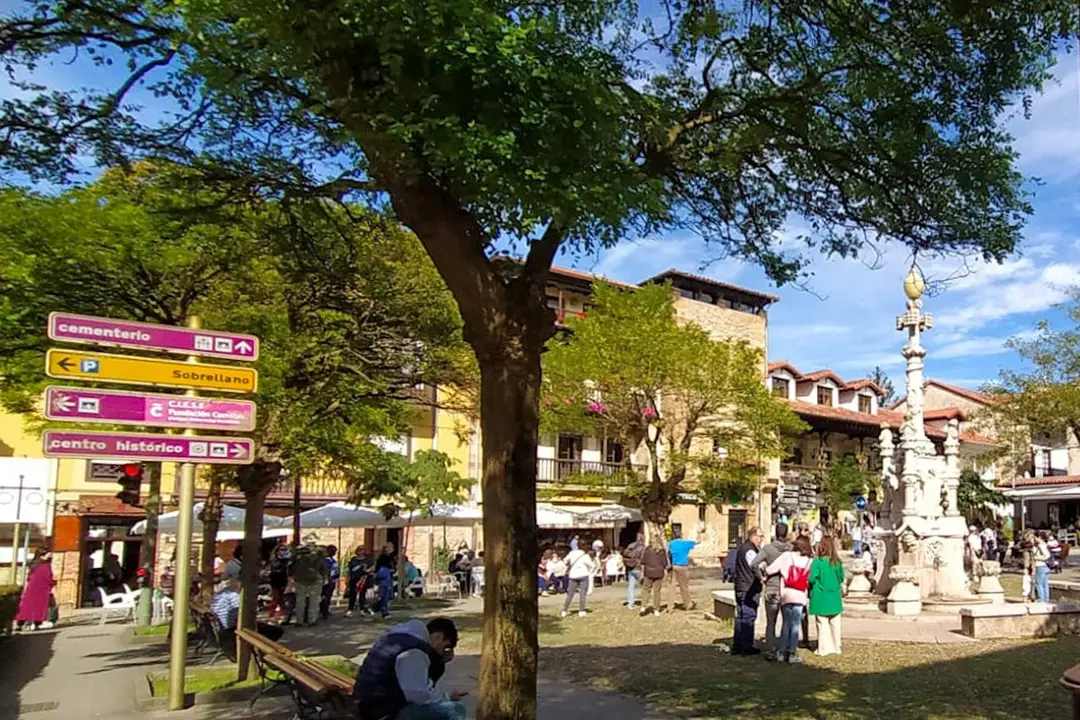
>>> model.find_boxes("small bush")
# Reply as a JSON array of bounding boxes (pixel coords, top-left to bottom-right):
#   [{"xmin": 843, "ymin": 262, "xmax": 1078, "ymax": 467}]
[{"xmin": 0, "ymin": 584, "xmax": 22, "ymax": 636}]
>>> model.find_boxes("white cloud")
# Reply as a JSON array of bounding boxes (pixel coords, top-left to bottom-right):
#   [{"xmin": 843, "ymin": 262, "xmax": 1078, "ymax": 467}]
[{"xmin": 1009, "ymin": 52, "xmax": 1080, "ymax": 181}]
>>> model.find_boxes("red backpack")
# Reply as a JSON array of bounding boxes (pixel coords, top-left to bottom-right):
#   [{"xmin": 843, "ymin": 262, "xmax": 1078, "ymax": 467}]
[{"xmin": 785, "ymin": 562, "xmax": 810, "ymax": 592}]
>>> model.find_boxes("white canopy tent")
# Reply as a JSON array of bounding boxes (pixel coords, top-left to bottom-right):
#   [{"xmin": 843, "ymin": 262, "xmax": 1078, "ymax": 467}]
[
  {"xmin": 288, "ymin": 501, "xmax": 404, "ymax": 529},
  {"xmin": 401, "ymin": 504, "xmax": 483, "ymax": 527},
  {"xmin": 578, "ymin": 504, "xmax": 642, "ymax": 524},
  {"xmin": 130, "ymin": 502, "xmax": 285, "ymax": 535},
  {"xmin": 536, "ymin": 504, "xmax": 583, "ymax": 529}
]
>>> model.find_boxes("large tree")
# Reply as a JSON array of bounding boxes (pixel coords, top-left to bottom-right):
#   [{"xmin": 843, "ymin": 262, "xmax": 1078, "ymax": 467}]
[
  {"xmin": 541, "ymin": 281, "xmax": 804, "ymax": 532},
  {"xmin": 1, "ymin": 3, "xmax": 1076, "ymax": 716}
]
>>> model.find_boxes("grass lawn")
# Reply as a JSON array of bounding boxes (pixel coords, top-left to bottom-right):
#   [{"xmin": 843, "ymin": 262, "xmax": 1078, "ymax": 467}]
[
  {"xmin": 454, "ymin": 592, "xmax": 1080, "ymax": 720},
  {"xmin": 134, "ymin": 623, "xmax": 193, "ymax": 637},
  {"xmin": 150, "ymin": 656, "xmax": 357, "ymax": 696}
]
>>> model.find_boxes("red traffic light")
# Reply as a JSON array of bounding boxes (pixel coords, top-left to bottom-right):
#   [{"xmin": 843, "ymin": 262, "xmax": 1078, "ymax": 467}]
[{"xmin": 123, "ymin": 463, "xmax": 142, "ymax": 477}]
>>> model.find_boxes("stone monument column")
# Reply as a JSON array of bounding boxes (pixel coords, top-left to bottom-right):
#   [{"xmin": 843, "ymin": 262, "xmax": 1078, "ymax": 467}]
[{"xmin": 943, "ymin": 418, "xmax": 961, "ymax": 517}]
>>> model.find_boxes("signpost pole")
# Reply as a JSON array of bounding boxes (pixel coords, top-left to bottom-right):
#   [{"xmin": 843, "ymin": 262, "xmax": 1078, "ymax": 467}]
[
  {"xmin": 9, "ymin": 474, "xmax": 24, "ymax": 584},
  {"xmin": 168, "ymin": 317, "xmax": 201, "ymax": 711}
]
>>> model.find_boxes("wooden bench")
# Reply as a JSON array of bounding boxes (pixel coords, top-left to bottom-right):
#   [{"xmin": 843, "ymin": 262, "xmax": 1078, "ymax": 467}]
[{"xmin": 237, "ymin": 628, "xmax": 355, "ymax": 718}]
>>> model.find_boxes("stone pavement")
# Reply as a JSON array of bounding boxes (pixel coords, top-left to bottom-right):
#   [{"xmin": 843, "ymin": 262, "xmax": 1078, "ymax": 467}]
[{"xmin": 0, "ymin": 609, "xmax": 674, "ymax": 720}]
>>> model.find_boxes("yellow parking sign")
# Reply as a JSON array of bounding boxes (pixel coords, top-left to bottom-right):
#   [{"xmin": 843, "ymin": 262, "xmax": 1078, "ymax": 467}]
[{"xmin": 46, "ymin": 349, "xmax": 258, "ymax": 393}]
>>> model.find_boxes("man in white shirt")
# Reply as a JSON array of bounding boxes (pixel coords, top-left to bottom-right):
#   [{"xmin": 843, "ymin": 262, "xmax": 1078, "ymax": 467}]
[{"xmin": 353, "ymin": 618, "xmax": 467, "ymax": 720}]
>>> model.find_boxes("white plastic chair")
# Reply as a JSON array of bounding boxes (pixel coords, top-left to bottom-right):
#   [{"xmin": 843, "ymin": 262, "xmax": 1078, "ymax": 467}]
[{"xmin": 98, "ymin": 586, "xmax": 138, "ymax": 625}]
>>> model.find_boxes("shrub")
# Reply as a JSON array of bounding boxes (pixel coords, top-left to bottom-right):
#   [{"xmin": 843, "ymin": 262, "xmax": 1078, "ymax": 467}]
[{"xmin": 0, "ymin": 584, "xmax": 21, "ymax": 636}]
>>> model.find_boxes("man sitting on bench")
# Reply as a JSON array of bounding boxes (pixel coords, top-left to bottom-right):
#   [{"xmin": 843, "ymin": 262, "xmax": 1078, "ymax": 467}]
[
  {"xmin": 352, "ymin": 617, "xmax": 467, "ymax": 720},
  {"xmin": 212, "ymin": 579, "xmax": 285, "ymax": 660}
]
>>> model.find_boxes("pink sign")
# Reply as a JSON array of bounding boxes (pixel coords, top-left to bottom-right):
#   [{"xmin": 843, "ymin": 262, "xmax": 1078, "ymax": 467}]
[
  {"xmin": 43, "ymin": 430, "xmax": 254, "ymax": 465},
  {"xmin": 48, "ymin": 312, "xmax": 259, "ymax": 361},
  {"xmin": 45, "ymin": 386, "xmax": 256, "ymax": 432}
]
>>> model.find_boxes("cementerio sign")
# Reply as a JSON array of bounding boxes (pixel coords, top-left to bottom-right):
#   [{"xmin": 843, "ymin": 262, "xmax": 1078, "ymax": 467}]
[{"xmin": 48, "ymin": 312, "xmax": 259, "ymax": 361}]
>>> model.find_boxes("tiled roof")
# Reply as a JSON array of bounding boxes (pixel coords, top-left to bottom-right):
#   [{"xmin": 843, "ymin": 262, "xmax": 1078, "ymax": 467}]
[
  {"xmin": 783, "ymin": 399, "xmax": 948, "ymax": 439},
  {"xmin": 1007, "ymin": 475, "xmax": 1080, "ymax": 488},
  {"xmin": 768, "ymin": 362, "xmax": 883, "ymax": 396},
  {"xmin": 925, "ymin": 407, "xmax": 966, "ymax": 421},
  {"xmin": 548, "ymin": 264, "xmax": 639, "ymax": 290},
  {"xmin": 892, "ymin": 380, "xmax": 999, "ymax": 410},
  {"xmin": 643, "ymin": 268, "xmax": 780, "ymax": 303},
  {"xmin": 960, "ymin": 431, "xmax": 998, "ymax": 446}
]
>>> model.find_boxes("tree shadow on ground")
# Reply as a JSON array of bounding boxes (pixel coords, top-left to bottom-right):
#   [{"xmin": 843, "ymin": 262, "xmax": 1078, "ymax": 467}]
[
  {"xmin": 0, "ymin": 631, "xmax": 55, "ymax": 720},
  {"xmin": 76, "ymin": 634, "xmax": 224, "ymax": 675},
  {"xmin": 537, "ymin": 637, "xmax": 1080, "ymax": 720}
]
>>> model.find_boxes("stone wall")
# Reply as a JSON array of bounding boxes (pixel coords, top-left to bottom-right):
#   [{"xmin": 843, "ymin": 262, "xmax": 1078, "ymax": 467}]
[
  {"xmin": 673, "ymin": 297, "xmax": 767, "ymax": 352},
  {"xmin": 960, "ymin": 602, "xmax": 1080, "ymax": 639}
]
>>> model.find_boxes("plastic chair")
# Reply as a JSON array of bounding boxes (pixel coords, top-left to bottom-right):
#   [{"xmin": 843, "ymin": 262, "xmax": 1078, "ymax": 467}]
[{"xmin": 97, "ymin": 586, "xmax": 137, "ymax": 625}]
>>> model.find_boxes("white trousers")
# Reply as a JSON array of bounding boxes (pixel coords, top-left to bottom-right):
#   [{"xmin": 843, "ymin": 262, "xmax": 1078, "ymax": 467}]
[{"xmin": 815, "ymin": 614, "xmax": 843, "ymax": 655}]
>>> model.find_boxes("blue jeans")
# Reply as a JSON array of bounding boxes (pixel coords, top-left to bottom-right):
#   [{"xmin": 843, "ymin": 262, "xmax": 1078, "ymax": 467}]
[
  {"xmin": 734, "ymin": 590, "xmax": 760, "ymax": 652},
  {"xmin": 1036, "ymin": 565, "xmax": 1051, "ymax": 602},
  {"xmin": 396, "ymin": 700, "xmax": 467, "ymax": 720},
  {"xmin": 376, "ymin": 567, "xmax": 393, "ymax": 616},
  {"xmin": 780, "ymin": 603, "xmax": 803, "ymax": 653},
  {"xmin": 853, "ymin": 539, "xmax": 862, "ymax": 557},
  {"xmin": 626, "ymin": 568, "xmax": 641, "ymax": 606}
]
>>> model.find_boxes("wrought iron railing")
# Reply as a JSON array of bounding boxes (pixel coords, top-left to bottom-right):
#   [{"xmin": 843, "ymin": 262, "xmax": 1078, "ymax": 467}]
[{"xmin": 537, "ymin": 457, "xmax": 636, "ymax": 483}]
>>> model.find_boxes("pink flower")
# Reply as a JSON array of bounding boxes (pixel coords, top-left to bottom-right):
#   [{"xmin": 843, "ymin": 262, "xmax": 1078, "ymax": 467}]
[
  {"xmin": 642, "ymin": 406, "xmax": 658, "ymax": 419},
  {"xmin": 587, "ymin": 401, "xmax": 608, "ymax": 414}
]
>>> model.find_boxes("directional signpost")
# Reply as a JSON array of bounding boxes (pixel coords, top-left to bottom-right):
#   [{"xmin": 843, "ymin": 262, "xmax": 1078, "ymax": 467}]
[
  {"xmin": 43, "ymin": 312, "xmax": 259, "ymax": 709},
  {"xmin": 49, "ymin": 312, "xmax": 259, "ymax": 360},
  {"xmin": 45, "ymin": 386, "xmax": 256, "ymax": 431},
  {"xmin": 46, "ymin": 348, "xmax": 257, "ymax": 392}
]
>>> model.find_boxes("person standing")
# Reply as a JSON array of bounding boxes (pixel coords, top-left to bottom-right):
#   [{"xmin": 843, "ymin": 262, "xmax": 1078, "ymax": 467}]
[
  {"xmin": 375, "ymin": 543, "xmax": 397, "ymax": 618},
  {"xmin": 860, "ymin": 520, "xmax": 874, "ymax": 561},
  {"xmin": 290, "ymin": 539, "xmax": 327, "ymax": 627},
  {"xmin": 15, "ymin": 549, "xmax": 54, "ymax": 631},
  {"xmin": 754, "ymin": 523, "xmax": 792, "ymax": 661},
  {"xmin": 267, "ymin": 543, "xmax": 291, "ymax": 624},
  {"xmin": 667, "ymin": 528, "xmax": 697, "ymax": 611},
  {"xmin": 623, "ymin": 532, "xmax": 645, "ymax": 609},
  {"xmin": 809, "ymin": 535, "xmax": 846, "ymax": 656},
  {"xmin": 732, "ymin": 527, "xmax": 764, "ymax": 655},
  {"xmin": 765, "ymin": 535, "xmax": 814, "ymax": 664},
  {"xmin": 561, "ymin": 543, "xmax": 596, "ymax": 617},
  {"xmin": 639, "ymin": 536, "xmax": 669, "ymax": 617},
  {"xmin": 345, "ymin": 546, "xmax": 371, "ymax": 617},
  {"xmin": 1034, "ymin": 531, "xmax": 1051, "ymax": 602},
  {"xmin": 320, "ymin": 545, "xmax": 341, "ymax": 619},
  {"xmin": 588, "ymin": 538, "xmax": 604, "ymax": 595},
  {"xmin": 1020, "ymin": 530, "xmax": 1035, "ymax": 602}
]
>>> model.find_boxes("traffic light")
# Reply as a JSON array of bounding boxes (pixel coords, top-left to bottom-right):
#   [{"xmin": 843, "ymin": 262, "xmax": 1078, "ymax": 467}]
[{"xmin": 116, "ymin": 463, "xmax": 143, "ymax": 506}]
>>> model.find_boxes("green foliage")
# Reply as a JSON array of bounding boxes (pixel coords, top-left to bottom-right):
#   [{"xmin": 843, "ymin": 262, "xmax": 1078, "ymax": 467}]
[
  {"xmin": 0, "ymin": 584, "xmax": 19, "ymax": 635},
  {"xmin": 819, "ymin": 456, "xmax": 871, "ymax": 524},
  {"xmin": 542, "ymin": 281, "xmax": 805, "ymax": 521},
  {"xmin": 368, "ymin": 449, "xmax": 473, "ymax": 516},
  {"xmin": 958, "ymin": 469, "xmax": 1008, "ymax": 525},
  {"xmin": 0, "ymin": 164, "xmax": 471, "ymax": 495},
  {"xmin": 869, "ymin": 367, "xmax": 896, "ymax": 407}
]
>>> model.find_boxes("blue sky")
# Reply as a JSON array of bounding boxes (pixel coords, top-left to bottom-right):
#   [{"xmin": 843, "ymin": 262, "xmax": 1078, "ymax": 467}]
[{"xmin": 566, "ymin": 52, "xmax": 1080, "ymax": 393}]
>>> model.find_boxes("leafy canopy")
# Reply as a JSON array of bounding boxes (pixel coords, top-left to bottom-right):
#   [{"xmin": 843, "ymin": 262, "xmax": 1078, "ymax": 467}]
[
  {"xmin": 541, "ymin": 281, "xmax": 806, "ymax": 518},
  {"xmin": 2, "ymin": 1, "xmax": 1075, "ymax": 287}
]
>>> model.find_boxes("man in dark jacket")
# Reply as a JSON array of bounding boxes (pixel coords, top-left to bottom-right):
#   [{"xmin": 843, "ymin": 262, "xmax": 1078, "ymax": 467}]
[
  {"xmin": 754, "ymin": 524, "xmax": 791, "ymax": 661},
  {"xmin": 353, "ymin": 617, "xmax": 467, "ymax": 720},
  {"xmin": 732, "ymin": 526, "xmax": 765, "ymax": 655}
]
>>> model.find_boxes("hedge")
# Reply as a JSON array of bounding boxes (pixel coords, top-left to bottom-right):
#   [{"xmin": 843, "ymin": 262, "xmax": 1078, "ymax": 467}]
[{"xmin": 0, "ymin": 584, "xmax": 21, "ymax": 636}]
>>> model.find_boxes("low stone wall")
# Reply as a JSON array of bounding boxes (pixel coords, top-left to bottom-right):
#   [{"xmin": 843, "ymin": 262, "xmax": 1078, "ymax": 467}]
[
  {"xmin": 1050, "ymin": 581, "xmax": 1080, "ymax": 604},
  {"xmin": 712, "ymin": 589, "xmax": 737, "ymax": 620},
  {"xmin": 959, "ymin": 602, "xmax": 1080, "ymax": 639}
]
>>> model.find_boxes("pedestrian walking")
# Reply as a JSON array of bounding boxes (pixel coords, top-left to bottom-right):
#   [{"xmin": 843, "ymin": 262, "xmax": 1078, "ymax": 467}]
[
  {"xmin": 765, "ymin": 535, "xmax": 814, "ymax": 663},
  {"xmin": 290, "ymin": 539, "xmax": 327, "ymax": 627},
  {"xmin": 639, "ymin": 536, "xmax": 669, "ymax": 617},
  {"xmin": 754, "ymin": 523, "xmax": 792, "ymax": 661},
  {"xmin": 15, "ymin": 548, "xmax": 54, "ymax": 631},
  {"xmin": 623, "ymin": 532, "xmax": 645, "ymax": 608},
  {"xmin": 320, "ymin": 544, "xmax": 340, "ymax": 619},
  {"xmin": 667, "ymin": 527, "xmax": 697, "ymax": 611},
  {"xmin": 731, "ymin": 526, "xmax": 764, "ymax": 655},
  {"xmin": 809, "ymin": 535, "xmax": 846, "ymax": 656},
  {"xmin": 1034, "ymin": 531, "xmax": 1051, "ymax": 602},
  {"xmin": 561, "ymin": 544, "xmax": 596, "ymax": 617}
]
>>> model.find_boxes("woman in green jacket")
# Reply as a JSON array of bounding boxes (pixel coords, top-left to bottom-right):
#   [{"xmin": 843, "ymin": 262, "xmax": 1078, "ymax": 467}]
[{"xmin": 808, "ymin": 535, "xmax": 845, "ymax": 656}]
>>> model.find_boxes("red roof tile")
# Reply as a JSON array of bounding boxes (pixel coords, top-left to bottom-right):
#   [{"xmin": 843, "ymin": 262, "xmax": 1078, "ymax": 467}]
[
  {"xmin": 924, "ymin": 407, "xmax": 966, "ymax": 421},
  {"xmin": 892, "ymin": 380, "xmax": 999, "ymax": 410},
  {"xmin": 1007, "ymin": 475, "xmax": 1080, "ymax": 488},
  {"xmin": 960, "ymin": 431, "xmax": 998, "ymax": 446},
  {"xmin": 644, "ymin": 268, "xmax": 780, "ymax": 303},
  {"xmin": 768, "ymin": 363, "xmax": 883, "ymax": 396},
  {"xmin": 768, "ymin": 360, "xmax": 802, "ymax": 375},
  {"xmin": 783, "ymin": 399, "xmax": 947, "ymax": 439}
]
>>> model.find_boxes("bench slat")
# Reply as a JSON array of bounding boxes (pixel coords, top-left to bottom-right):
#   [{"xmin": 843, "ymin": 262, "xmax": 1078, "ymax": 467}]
[{"xmin": 263, "ymin": 653, "xmax": 333, "ymax": 696}]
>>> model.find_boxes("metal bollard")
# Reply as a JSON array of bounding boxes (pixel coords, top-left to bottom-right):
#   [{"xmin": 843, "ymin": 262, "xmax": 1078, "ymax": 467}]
[{"xmin": 1059, "ymin": 663, "xmax": 1080, "ymax": 719}]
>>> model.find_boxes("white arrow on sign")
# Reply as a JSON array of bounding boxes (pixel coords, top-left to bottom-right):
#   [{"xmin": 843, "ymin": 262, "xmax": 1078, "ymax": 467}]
[
  {"xmin": 51, "ymin": 393, "xmax": 75, "ymax": 413},
  {"xmin": 229, "ymin": 444, "xmax": 248, "ymax": 458},
  {"xmin": 235, "ymin": 340, "xmax": 254, "ymax": 355}
]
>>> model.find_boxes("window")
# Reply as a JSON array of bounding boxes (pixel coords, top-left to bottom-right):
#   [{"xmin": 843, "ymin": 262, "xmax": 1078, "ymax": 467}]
[
  {"xmin": 698, "ymin": 503, "xmax": 707, "ymax": 522},
  {"xmin": 727, "ymin": 510, "xmax": 748, "ymax": 549},
  {"xmin": 771, "ymin": 377, "xmax": 790, "ymax": 397},
  {"xmin": 671, "ymin": 522, "xmax": 683, "ymax": 539},
  {"xmin": 817, "ymin": 387, "xmax": 834, "ymax": 406},
  {"xmin": 556, "ymin": 434, "xmax": 582, "ymax": 480},
  {"xmin": 858, "ymin": 394, "xmax": 872, "ymax": 414},
  {"xmin": 604, "ymin": 439, "xmax": 624, "ymax": 465}
]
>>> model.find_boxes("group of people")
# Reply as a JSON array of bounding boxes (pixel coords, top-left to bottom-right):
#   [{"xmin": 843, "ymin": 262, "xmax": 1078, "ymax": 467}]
[
  {"xmin": 732, "ymin": 523, "xmax": 846, "ymax": 663},
  {"xmin": 1015, "ymin": 529, "xmax": 1055, "ymax": 602}
]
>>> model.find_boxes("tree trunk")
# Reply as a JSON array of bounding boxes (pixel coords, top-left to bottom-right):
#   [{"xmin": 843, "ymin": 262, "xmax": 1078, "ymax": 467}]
[
  {"xmin": 236, "ymin": 460, "xmax": 281, "ymax": 682},
  {"xmin": 476, "ymin": 347, "xmax": 542, "ymax": 720},
  {"xmin": 199, "ymin": 475, "xmax": 224, "ymax": 604},
  {"xmin": 136, "ymin": 462, "xmax": 162, "ymax": 626}
]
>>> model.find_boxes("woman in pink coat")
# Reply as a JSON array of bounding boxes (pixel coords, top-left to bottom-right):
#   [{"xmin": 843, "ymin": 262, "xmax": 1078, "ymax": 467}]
[{"xmin": 16, "ymin": 549, "xmax": 55, "ymax": 631}]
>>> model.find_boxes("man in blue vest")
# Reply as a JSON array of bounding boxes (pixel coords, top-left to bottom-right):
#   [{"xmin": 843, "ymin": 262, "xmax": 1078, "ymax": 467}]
[
  {"xmin": 731, "ymin": 526, "xmax": 764, "ymax": 655},
  {"xmin": 353, "ymin": 617, "xmax": 467, "ymax": 720}
]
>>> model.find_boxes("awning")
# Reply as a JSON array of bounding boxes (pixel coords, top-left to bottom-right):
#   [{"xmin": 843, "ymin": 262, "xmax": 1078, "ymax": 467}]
[
  {"xmin": 401, "ymin": 504, "xmax": 483, "ymax": 527},
  {"xmin": 130, "ymin": 503, "xmax": 284, "ymax": 535},
  {"xmin": 1004, "ymin": 484, "xmax": 1080, "ymax": 502},
  {"xmin": 286, "ymin": 501, "xmax": 403, "ymax": 529},
  {"xmin": 578, "ymin": 504, "xmax": 642, "ymax": 524}
]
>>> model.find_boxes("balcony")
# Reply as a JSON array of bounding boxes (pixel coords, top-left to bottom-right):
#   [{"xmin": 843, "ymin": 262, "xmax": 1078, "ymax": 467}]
[
  {"xmin": 537, "ymin": 458, "xmax": 636, "ymax": 484},
  {"xmin": 554, "ymin": 309, "xmax": 586, "ymax": 327},
  {"xmin": 193, "ymin": 474, "xmax": 351, "ymax": 508}
]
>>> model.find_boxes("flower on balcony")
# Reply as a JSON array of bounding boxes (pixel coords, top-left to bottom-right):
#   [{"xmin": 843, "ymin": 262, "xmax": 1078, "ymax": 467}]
[
  {"xmin": 587, "ymin": 401, "xmax": 608, "ymax": 414},
  {"xmin": 642, "ymin": 406, "xmax": 658, "ymax": 419}
]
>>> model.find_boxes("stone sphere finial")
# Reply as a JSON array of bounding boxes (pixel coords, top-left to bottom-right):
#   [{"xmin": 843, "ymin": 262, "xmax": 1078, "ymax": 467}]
[
  {"xmin": 903, "ymin": 267, "xmax": 925, "ymax": 300},
  {"xmin": 902, "ymin": 266, "xmax": 928, "ymax": 300}
]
